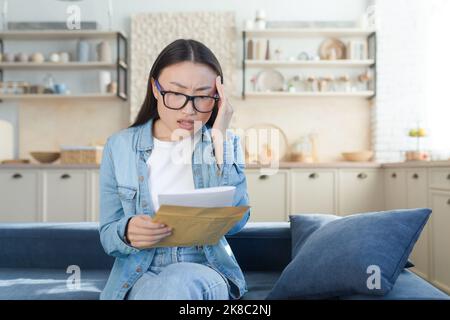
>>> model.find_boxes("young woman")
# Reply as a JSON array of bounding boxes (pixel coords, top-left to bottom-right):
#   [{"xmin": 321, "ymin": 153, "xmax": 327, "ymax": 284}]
[{"xmin": 99, "ymin": 39, "xmax": 250, "ymax": 300}]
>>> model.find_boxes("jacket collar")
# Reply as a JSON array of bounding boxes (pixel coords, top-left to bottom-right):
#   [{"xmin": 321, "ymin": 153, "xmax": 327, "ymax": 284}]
[{"xmin": 137, "ymin": 118, "xmax": 212, "ymax": 152}]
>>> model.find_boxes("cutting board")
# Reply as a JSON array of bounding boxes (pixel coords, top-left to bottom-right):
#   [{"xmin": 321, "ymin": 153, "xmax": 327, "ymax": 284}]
[{"xmin": 0, "ymin": 119, "xmax": 14, "ymax": 161}]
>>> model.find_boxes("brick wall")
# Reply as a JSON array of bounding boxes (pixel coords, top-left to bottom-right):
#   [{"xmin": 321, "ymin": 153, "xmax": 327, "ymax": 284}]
[{"xmin": 372, "ymin": 0, "xmax": 429, "ymax": 162}]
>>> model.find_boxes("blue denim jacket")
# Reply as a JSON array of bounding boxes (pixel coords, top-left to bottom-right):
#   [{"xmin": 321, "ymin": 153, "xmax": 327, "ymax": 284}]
[{"xmin": 99, "ymin": 119, "xmax": 250, "ymax": 300}]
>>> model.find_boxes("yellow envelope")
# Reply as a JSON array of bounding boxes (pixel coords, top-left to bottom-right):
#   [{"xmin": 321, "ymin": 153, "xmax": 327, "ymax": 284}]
[{"xmin": 150, "ymin": 205, "xmax": 250, "ymax": 247}]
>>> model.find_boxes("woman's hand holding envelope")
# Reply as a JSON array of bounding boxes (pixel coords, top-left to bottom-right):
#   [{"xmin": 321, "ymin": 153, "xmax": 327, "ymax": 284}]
[{"xmin": 125, "ymin": 215, "xmax": 172, "ymax": 249}]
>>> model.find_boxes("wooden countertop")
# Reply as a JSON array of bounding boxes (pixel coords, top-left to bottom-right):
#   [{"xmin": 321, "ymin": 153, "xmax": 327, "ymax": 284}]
[
  {"xmin": 0, "ymin": 163, "xmax": 100, "ymax": 169},
  {"xmin": 381, "ymin": 160, "xmax": 450, "ymax": 168},
  {"xmin": 1, "ymin": 160, "xmax": 449, "ymax": 170},
  {"xmin": 246, "ymin": 161, "xmax": 382, "ymax": 169}
]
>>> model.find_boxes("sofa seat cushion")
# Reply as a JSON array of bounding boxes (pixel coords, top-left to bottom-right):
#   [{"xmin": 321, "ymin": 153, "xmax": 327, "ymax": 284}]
[
  {"xmin": 340, "ymin": 269, "xmax": 450, "ymax": 300},
  {"xmin": 0, "ymin": 268, "xmax": 281, "ymax": 300},
  {"xmin": 1, "ymin": 268, "xmax": 448, "ymax": 300},
  {"xmin": 241, "ymin": 271, "xmax": 281, "ymax": 300},
  {"xmin": 0, "ymin": 268, "xmax": 109, "ymax": 300}
]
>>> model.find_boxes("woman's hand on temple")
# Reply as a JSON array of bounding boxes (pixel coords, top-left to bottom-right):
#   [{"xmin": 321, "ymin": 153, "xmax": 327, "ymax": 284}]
[
  {"xmin": 125, "ymin": 215, "xmax": 172, "ymax": 249},
  {"xmin": 212, "ymin": 75, "xmax": 234, "ymax": 166}
]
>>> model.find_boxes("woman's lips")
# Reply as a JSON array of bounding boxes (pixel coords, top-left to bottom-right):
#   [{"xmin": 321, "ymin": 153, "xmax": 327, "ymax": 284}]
[{"xmin": 177, "ymin": 120, "xmax": 194, "ymax": 130}]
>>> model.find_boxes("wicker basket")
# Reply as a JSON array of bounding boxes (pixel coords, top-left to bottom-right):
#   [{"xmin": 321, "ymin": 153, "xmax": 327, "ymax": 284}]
[{"xmin": 60, "ymin": 146, "xmax": 104, "ymax": 165}]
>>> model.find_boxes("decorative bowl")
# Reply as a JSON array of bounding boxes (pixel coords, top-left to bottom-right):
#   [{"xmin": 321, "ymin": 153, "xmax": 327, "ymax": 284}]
[
  {"xmin": 342, "ymin": 150, "xmax": 374, "ymax": 162},
  {"xmin": 30, "ymin": 151, "xmax": 61, "ymax": 164}
]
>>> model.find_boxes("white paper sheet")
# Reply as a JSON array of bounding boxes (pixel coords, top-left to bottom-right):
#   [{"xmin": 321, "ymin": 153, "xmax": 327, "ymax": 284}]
[{"xmin": 158, "ymin": 186, "xmax": 236, "ymax": 208}]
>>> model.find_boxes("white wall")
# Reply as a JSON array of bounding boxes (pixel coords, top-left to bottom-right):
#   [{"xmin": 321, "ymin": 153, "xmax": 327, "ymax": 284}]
[
  {"xmin": 0, "ymin": 0, "xmax": 371, "ymax": 162},
  {"xmin": 372, "ymin": 0, "xmax": 428, "ymax": 162}
]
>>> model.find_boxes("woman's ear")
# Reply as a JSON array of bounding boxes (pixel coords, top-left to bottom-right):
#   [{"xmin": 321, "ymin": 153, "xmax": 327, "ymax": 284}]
[{"xmin": 150, "ymin": 77, "xmax": 158, "ymax": 100}]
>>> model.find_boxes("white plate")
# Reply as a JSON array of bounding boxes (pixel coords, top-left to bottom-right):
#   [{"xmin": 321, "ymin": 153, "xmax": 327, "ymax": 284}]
[
  {"xmin": 243, "ymin": 123, "xmax": 289, "ymax": 164},
  {"xmin": 255, "ymin": 69, "xmax": 285, "ymax": 92}
]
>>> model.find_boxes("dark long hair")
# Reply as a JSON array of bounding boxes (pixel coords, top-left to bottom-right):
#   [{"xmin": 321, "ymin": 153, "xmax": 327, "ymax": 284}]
[{"xmin": 130, "ymin": 39, "xmax": 223, "ymax": 128}]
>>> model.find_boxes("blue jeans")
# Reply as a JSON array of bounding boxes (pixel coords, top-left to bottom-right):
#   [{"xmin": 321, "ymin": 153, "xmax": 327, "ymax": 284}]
[{"xmin": 126, "ymin": 246, "xmax": 230, "ymax": 300}]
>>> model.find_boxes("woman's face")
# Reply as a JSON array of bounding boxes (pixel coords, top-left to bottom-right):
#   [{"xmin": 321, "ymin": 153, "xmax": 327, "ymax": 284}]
[{"xmin": 151, "ymin": 61, "xmax": 218, "ymax": 140}]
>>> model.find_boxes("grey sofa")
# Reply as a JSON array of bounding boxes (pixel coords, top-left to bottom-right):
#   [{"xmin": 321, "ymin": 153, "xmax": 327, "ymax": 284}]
[{"xmin": 0, "ymin": 222, "xmax": 448, "ymax": 300}]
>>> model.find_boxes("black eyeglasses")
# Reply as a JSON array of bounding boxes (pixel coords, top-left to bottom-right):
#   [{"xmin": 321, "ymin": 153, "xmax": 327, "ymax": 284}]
[{"xmin": 154, "ymin": 79, "xmax": 219, "ymax": 113}]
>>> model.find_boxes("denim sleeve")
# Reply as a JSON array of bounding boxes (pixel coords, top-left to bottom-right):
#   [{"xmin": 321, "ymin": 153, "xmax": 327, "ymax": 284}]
[
  {"xmin": 218, "ymin": 133, "xmax": 251, "ymax": 236},
  {"xmin": 99, "ymin": 138, "xmax": 140, "ymax": 258}
]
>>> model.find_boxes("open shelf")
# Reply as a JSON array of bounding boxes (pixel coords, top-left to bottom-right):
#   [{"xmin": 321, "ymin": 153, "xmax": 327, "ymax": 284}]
[
  {"xmin": 0, "ymin": 93, "xmax": 121, "ymax": 100},
  {"xmin": 0, "ymin": 30, "xmax": 126, "ymax": 40},
  {"xmin": 244, "ymin": 28, "xmax": 376, "ymax": 38},
  {"xmin": 245, "ymin": 59, "xmax": 375, "ymax": 68},
  {"xmin": 0, "ymin": 62, "xmax": 126, "ymax": 69},
  {"xmin": 245, "ymin": 91, "xmax": 375, "ymax": 98},
  {"xmin": 242, "ymin": 28, "xmax": 377, "ymax": 99},
  {"xmin": 0, "ymin": 31, "xmax": 129, "ymax": 102}
]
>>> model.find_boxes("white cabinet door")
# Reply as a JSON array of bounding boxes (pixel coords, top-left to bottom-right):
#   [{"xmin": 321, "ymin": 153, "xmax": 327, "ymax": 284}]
[
  {"xmin": 429, "ymin": 168, "xmax": 450, "ymax": 190},
  {"xmin": 43, "ymin": 170, "xmax": 89, "ymax": 222},
  {"xmin": 384, "ymin": 168, "xmax": 407, "ymax": 210},
  {"xmin": 290, "ymin": 169, "xmax": 336, "ymax": 214},
  {"xmin": 0, "ymin": 170, "xmax": 39, "ymax": 222},
  {"xmin": 245, "ymin": 169, "xmax": 289, "ymax": 222},
  {"xmin": 91, "ymin": 170, "xmax": 100, "ymax": 222},
  {"xmin": 406, "ymin": 168, "xmax": 430, "ymax": 279},
  {"xmin": 338, "ymin": 169, "xmax": 384, "ymax": 216},
  {"xmin": 430, "ymin": 190, "xmax": 450, "ymax": 294}
]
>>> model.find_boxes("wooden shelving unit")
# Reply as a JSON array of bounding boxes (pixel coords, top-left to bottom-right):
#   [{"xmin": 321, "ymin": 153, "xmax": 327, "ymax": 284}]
[
  {"xmin": 0, "ymin": 30, "xmax": 128, "ymax": 101},
  {"xmin": 242, "ymin": 28, "xmax": 377, "ymax": 100},
  {"xmin": 244, "ymin": 28, "xmax": 376, "ymax": 38},
  {"xmin": 245, "ymin": 59, "xmax": 375, "ymax": 68},
  {"xmin": 0, "ymin": 30, "xmax": 122, "ymax": 40},
  {"xmin": 0, "ymin": 93, "xmax": 118, "ymax": 100},
  {"xmin": 245, "ymin": 91, "xmax": 375, "ymax": 98},
  {"xmin": 0, "ymin": 62, "xmax": 125, "ymax": 69}
]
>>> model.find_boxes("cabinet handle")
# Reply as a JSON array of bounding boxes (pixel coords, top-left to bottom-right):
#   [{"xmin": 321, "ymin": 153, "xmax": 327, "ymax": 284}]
[
  {"xmin": 412, "ymin": 173, "xmax": 419, "ymax": 179},
  {"xmin": 309, "ymin": 173, "xmax": 319, "ymax": 179},
  {"xmin": 447, "ymin": 199, "xmax": 450, "ymax": 206},
  {"xmin": 60, "ymin": 174, "xmax": 71, "ymax": 179},
  {"xmin": 357, "ymin": 173, "xmax": 368, "ymax": 179},
  {"xmin": 12, "ymin": 173, "xmax": 22, "ymax": 179},
  {"xmin": 259, "ymin": 175, "xmax": 269, "ymax": 180},
  {"xmin": 447, "ymin": 174, "xmax": 450, "ymax": 180},
  {"xmin": 391, "ymin": 173, "xmax": 397, "ymax": 178}
]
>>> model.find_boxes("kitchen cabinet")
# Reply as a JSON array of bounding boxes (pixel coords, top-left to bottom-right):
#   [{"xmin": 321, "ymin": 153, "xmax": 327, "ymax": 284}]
[
  {"xmin": 384, "ymin": 168, "xmax": 407, "ymax": 209},
  {"xmin": 0, "ymin": 170, "xmax": 40, "ymax": 222},
  {"xmin": 338, "ymin": 169, "xmax": 384, "ymax": 216},
  {"xmin": 91, "ymin": 170, "xmax": 100, "ymax": 221},
  {"xmin": 245, "ymin": 169, "xmax": 290, "ymax": 222},
  {"xmin": 43, "ymin": 170, "xmax": 89, "ymax": 222},
  {"xmin": 290, "ymin": 169, "xmax": 336, "ymax": 214},
  {"xmin": 429, "ymin": 168, "xmax": 450, "ymax": 190},
  {"xmin": 429, "ymin": 190, "xmax": 450, "ymax": 293},
  {"xmin": 405, "ymin": 169, "xmax": 430, "ymax": 279}
]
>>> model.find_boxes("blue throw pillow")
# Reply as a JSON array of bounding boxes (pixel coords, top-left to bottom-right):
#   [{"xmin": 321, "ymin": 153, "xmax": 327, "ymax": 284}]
[{"xmin": 266, "ymin": 208, "xmax": 431, "ymax": 299}]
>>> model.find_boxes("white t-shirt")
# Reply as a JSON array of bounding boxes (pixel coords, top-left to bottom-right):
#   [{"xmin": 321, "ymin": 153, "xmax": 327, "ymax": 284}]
[{"xmin": 146, "ymin": 130, "xmax": 202, "ymax": 212}]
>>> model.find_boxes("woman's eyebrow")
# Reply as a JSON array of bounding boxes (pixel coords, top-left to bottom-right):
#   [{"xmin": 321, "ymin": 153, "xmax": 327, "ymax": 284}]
[{"xmin": 169, "ymin": 81, "xmax": 212, "ymax": 92}]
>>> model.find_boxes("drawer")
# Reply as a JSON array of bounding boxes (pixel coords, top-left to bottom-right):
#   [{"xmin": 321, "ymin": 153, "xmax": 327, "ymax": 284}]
[
  {"xmin": 338, "ymin": 169, "xmax": 384, "ymax": 216},
  {"xmin": 245, "ymin": 169, "xmax": 289, "ymax": 222},
  {"xmin": 43, "ymin": 170, "xmax": 89, "ymax": 222},
  {"xmin": 291, "ymin": 169, "xmax": 336, "ymax": 214},
  {"xmin": 429, "ymin": 168, "xmax": 450, "ymax": 190},
  {"xmin": 0, "ymin": 170, "xmax": 40, "ymax": 222}
]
